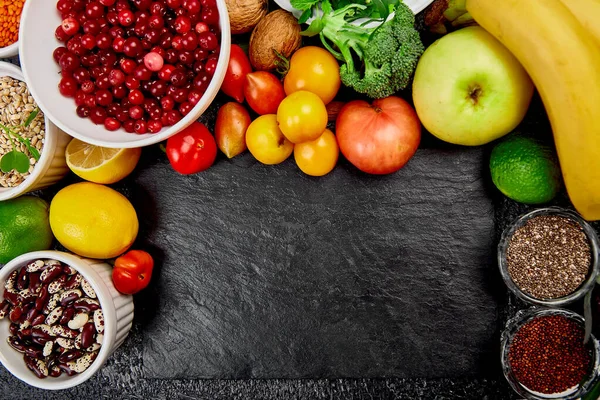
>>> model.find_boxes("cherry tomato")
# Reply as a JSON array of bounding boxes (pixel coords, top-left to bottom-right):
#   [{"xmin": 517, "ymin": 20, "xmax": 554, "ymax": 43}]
[
  {"xmin": 294, "ymin": 129, "xmax": 339, "ymax": 176},
  {"xmin": 221, "ymin": 44, "xmax": 252, "ymax": 103},
  {"xmin": 246, "ymin": 114, "xmax": 294, "ymax": 165},
  {"xmin": 276, "ymin": 90, "xmax": 328, "ymax": 144},
  {"xmin": 112, "ymin": 250, "xmax": 154, "ymax": 295},
  {"xmin": 243, "ymin": 71, "xmax": 286, "ymax": 115},
  {"xmin": 336, "ymin": 96, "xmax": 421, "ymax": 174},
  {"xmin": 284, "ymin": 46, "xmax": 341, "ymax": 105},
  {"xmin": 215, "ymin": 102, "xmax": 251, "ymax": 158},
  {"xmin": 166, "ymin": 122, "xmax": 217, "ymax": 174}
]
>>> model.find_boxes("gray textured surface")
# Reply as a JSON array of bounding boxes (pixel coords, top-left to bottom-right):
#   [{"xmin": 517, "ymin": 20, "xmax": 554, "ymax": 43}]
[{"xmin": 133, "ymin": 147, "xmax": 497, "ymax": 379}]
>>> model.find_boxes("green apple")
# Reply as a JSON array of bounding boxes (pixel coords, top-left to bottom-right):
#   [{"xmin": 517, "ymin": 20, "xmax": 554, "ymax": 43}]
[{"xmin": 412, "ymin": 26, "xmax": 534, "ymax": 146}]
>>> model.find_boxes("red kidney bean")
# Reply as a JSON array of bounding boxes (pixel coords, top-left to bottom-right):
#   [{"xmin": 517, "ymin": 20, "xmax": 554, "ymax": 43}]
[
  {"xmin": 31, "ymin": 326, "xmax": 54, "ymax": 344},
  {"xmin": 9, "ymin": 306, "xmax": 22, "ymax": 323},
  {"xmin": 47, "ymin": 275, "xmax": 67, "ymax": 294},
  {"xmin": 40, "ymin": 266, "xmax": 62, "ymax": 284},
  {"xmin": 24, "ymin": 356, "xmax": 48, "ymax": 378},
  {"xmin": 74, "ymin": 298, "xmax": 100, "ymax": 312},
  {"xmin": 16, "ymin": 328, "xmax": 32, "ymax": 341},
  {"xmin": 7, "ymin": 336, "xmax": 27, "ymax": 353},
  {"xmin": 16, "ymin": 267, "xmax": 28, "ymax": 291},
  {"xmin": 81, "ymin": 323, "xmax": 96, "ymax": 349},
  {"xmin": 58, "ymin": 349, "xmax": 83, "ymax": 363},
  {"xmin": 25, "ymin": 346, "xmax": 44, "ymax": 359},
  {"xmin": 27, "ymin": 272, "xmax": 41, "ymax": 294},
  {"xmin": 60, "ymin": 306, "xmax": 75, "ymax": 326},
  {"xmin": 9, "ymin": 323, "xmax": 18, "ymax": 336},
  {"xmin": 31, "ymin": 313, "xmax": 47, "ymax": 327},
  {"xmin": 0, "ymin": 300, "xmax": 10, "ymax": 319},
  {"xmin": 63, "ymin": 265, "xmax": 76, "ymax": 275},
  {"xmin": 49, "ymin": 366, "xmax": 62, "ymax": 378},
  {"xmin": 4, "ymin": 290, "xmax": 18, "ymax": 306},
  {"xmin": 18, "ymin": 289, "xmax": 37, "ymax": 305},
  {"xmin": 34, "ymin": 286, "xmax": 49, "ymax": 312},
  {"xmin": 57, "ymin": 362, "xmax": 77, "ymax": 376},
  {"xmin": 24, "ymin": 305, "xmax": 38, "ymax": 323},
  {"xmin": 63, "ymin": 274, "xmax": 82, "ymax": 291},
  {"xmin": 60, "ymin": 289, "xmax": 82, "ymax": 306}
]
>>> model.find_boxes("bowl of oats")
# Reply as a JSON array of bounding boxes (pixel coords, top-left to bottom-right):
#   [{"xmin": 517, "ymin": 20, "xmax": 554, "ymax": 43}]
[{"xmin": 0, "ymin": 62, "xmax": 70, "ymax": 201}]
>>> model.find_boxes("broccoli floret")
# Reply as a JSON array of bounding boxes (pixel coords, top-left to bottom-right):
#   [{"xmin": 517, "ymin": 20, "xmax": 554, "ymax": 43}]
[{"xmin": 311, "ymin": 1, "xmax": 424, "ymax": 99}]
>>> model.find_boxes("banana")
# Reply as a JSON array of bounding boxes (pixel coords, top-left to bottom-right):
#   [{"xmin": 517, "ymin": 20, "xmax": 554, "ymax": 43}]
[
  {"xmin": 466, "ymin": 0, "xmax": 600, "ymax": 220},
  {"xmin": 558, "ymin": 0, "xmax": 600, "ymax": 46}
]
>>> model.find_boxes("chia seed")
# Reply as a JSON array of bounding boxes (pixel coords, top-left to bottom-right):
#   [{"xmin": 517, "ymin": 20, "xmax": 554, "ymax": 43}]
[{"xmin": 506, "ymin": 215, "xmax": 591, "ymax": 299}]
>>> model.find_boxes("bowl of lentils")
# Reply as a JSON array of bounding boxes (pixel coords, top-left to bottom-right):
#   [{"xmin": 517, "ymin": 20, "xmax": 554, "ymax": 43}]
[
  {"xmin": 0, "ymin": 0, "xmax": 24, "ymax": 59},
  {"xmin": 0, "ymin": 61, "xmax": 70, "ymax": 201},
  {"xmin": 0, "ymin": 250, "xmax": 134, "ymax": 390},
  {"xmin": 498, "ymin": 207, "xmax": 600, "ymax": 306},
  {"xmin": 18, "ymin": 0, "xmax": 231, "ymax": 149}
]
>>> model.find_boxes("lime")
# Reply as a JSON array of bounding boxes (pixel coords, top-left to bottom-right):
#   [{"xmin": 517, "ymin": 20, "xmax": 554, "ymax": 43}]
[
  {"xmin": 49, "ymin": 182, "xmax": 138, "ymax": 259},
  {"xmin": 0, "ymin": 196, "xmax": 54, "ymax": 264},
  {"xmin": 490, "ymin": 134, "xmax": 562, "ymax": 204}
]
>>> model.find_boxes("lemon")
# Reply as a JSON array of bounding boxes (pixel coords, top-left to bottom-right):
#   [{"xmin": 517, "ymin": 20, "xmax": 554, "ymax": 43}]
[
  {"xmin": 66, "ymin": 138, "xmax": 142, "ymax": 184},
  {"xmin": 0, "ymin": 196, "xmax": 54, "ymax": 264},
  {"xmin": 490, "ymin": 134, "xmax": 562, "ymax": 204},
  {"xmin": 49, "ymin": 182, "xmax": 139, "ymax": 259}
]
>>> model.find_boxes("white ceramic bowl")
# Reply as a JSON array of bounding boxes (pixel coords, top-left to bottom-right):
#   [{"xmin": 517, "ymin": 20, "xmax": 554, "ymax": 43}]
[
  {"xmin": 19, "ymin": 0, "xmax": 231, "ymax": 149},
  {"xmin": 0, "ymin": 42, "xmax": 19, "ymax": 59},
  {"xmin": 0, "ymin": 251, "xmax": 134, "ymax": 390},
  {"xmin": 0, "ymin": 62, "xmax": 70, "ymax": 201}
]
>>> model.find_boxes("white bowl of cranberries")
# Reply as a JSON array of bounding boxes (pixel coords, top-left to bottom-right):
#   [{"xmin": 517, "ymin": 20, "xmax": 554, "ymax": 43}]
[{"xmin": 18, "ymin": 0, "xmax": 230, "ymax": 148}]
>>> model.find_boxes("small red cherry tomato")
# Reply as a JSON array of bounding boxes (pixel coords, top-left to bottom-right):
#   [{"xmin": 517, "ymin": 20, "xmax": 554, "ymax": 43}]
[
  {"xmin": 243, "ymin": 71, "xmax": 286, "ymax": 115},
  {"xmin": 112, "ymin": 250, "xmax": 154, "ymax": 295},
  {"xmin": 166, "ymin": 122, "xmax": 217, "ymax": 174},
  {"xmin": 221, "ymin": 44, "xmax": 252, "ymax": 103}
]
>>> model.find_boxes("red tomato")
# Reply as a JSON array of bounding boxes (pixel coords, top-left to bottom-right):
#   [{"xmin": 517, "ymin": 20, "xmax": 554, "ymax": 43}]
[
  {"xmin": 221, "ymin": 44, "xmax": 252, "ymax": 103},
  {"xmin": 166, "ymin": 122, "xmax": 217, "ymax": 174},
  {"xmin": 243, "ymin": 71, "xmax": 286, "ymax": 115},
  {"xmin": 112, "ymin": 250, "xmax": 154, "ymax": 295},
  {"xmin": 336, "ymin": 96, "xmax": 421, "ymax": 174}
]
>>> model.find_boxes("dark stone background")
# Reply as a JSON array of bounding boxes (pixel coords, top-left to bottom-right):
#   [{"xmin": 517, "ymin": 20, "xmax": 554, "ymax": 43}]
[{"xmin": 2, "ymin": 7, "xmax": 600, "ymax": 400}]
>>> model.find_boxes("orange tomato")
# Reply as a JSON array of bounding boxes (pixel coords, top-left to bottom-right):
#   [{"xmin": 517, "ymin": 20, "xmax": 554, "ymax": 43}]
[
  {"xmin": 277, "ymin": 91, "xmax": 328, "ymax": 144},
  {"xmin": 294, "ymin": 129, "xmax": 339, "ymax": 176}
]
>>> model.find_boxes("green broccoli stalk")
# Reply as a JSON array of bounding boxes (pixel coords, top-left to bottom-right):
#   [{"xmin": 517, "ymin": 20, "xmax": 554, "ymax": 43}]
[{"xmin": 301, "ymin": 0, "xmax": 424, "ymax": 99}]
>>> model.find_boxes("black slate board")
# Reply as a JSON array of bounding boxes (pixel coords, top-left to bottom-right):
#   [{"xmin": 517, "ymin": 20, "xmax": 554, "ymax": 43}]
[{"xmin": 128, "ymin": 147, "xmax": 498, "ymax": 379}]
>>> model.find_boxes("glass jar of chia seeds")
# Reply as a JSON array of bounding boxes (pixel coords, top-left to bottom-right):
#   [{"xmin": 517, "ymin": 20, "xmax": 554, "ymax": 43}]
[
  {"xmin": 500, "ymin": 308, "xmax": 600, "ymax": 400},
  {"xmin": 498, "ymin": 207, "xmax": 600, "ymax": 307}
]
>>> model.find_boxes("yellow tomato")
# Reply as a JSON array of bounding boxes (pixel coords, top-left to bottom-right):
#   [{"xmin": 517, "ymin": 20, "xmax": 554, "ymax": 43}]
[
  {"xmin": 294, "ymin": 129, "xmax": 339, "ymax": 176},
  {"xmin": 284, "ymin": 46, "xmax": 341, "ymax": 105},
  {"xmin": 246, "ymin": 114, "xmax": 294, "ymax": 165},
  {"xmin": 276, "ymin": 91, "xmax": 328, "ymax": 144}
]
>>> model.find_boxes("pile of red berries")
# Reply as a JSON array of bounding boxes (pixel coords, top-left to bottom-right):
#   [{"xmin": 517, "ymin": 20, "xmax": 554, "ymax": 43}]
[{"xmin": 53, "ymin": 0, "xmax": 221, "ymax": 134}]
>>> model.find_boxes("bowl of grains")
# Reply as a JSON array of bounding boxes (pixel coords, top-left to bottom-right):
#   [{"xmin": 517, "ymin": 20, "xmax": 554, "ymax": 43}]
[
  {"xmin": 0, "ymin": 0, "xmax": 25, "ymax": 58},
  {"xmin": 501, "ymin": 308, "xmax": 600, "ymax": 400},
  {"xmin": 0, "ymin": 62, "xmax": 70, "ymax": 201},
  {"xmin": 498, "ymin": 207, "xmax": 600, "ymax": 306},
  {"xmin": 0, "ymin": 250, "xmax": 134, "ymax": 390}
]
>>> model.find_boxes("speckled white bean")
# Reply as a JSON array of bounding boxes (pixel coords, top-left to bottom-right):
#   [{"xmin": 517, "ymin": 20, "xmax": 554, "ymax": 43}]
[
  {"xmin": 93, "ymin": 310, "xmax": 104, "ymax": 334},
  {"xmin": 80, "ymin": 279, "xmax": 96, "ymax": 299},
  {"xmin": 67, "ymin": 312, "xmax": 89, "ymax": 330},
  {"xmin": 42, "ymin": 341, "xmax": 53, "ymax": 357}
]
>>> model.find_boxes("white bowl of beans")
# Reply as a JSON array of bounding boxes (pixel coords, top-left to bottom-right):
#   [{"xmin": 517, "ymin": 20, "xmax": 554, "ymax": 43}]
[
  {"xmin": 0, "ymin": 61, "xmax": 70, "ymax": 201},
  {"xmin": 18, "ymin": 0, "xmax": 231, "ymax": 149},
  {"xmin": 0, "ymin": 251, "xmax": 134, "ymax": 390}
]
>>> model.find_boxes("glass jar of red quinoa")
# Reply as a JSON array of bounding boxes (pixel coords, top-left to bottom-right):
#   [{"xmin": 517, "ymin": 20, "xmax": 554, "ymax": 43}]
[
  {"xmin": 501, "ymin": 308, "xmax": 600, "ymax": 400},
  {"xmin": 498, "ymin": 207, "xmax": 600, "ymax": 306}
]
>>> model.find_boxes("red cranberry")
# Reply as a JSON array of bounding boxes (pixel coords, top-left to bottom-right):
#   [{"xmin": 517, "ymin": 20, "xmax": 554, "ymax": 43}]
[
  {"xmin": 104, "ymin": 117, "xmax": 121, "ymax": 131},
  {"xmin": 107, "ymin": 103, "xmax": 120, "ymax": 116},
  {"xmin": 172, "ymin": 87, "xmax": 188, "ymax": 103},
  {"xmin": 181, "ymin": 31, "xmax": 198, "ymax": 51},
  {"xmin": 120, "ymin": 58, "xmax": 137, "ymax": 74},
  {"xmin": 107, "ymin": 11, "xmax": 119, "ymax": 24},
  {"xmin": 195, "ymin": 22, "xmax": 208, "ymax": 34},
  {"xmin": 163, "ymin": 109, "xmax": 182, "ymax": 126},
  {"xmin": 149, "ymin": 46, "xmax": 166, "ymax": 59},
  {"xmin": 192, "ymin": 60, "xmax": 204, "ymax": 74},
  {"xmin": 145, "ymin": 28, "xmax": 162, "ymax": 44},
  {"xmin": 158, "ymin": 32, "xmax": 173, "ymax": 49},
  {"xmin": 148, "ymin": 106, "xmax": 162, "ymax": 120},
  {"xmin": 178, "ymin": 51, "xmax": 194, "ymax": 66},
  {"xmin": 108, "ymin": 69, "xmax": 126, "ymax": 86},
  {"xmin": 201, "ymin": 7, "xmax": 219, "ymax": 25},
  {"xmin": 201, "ymin": 0, "xmax": 216, "ymax": 6},
  {"xmin": 81, "ymin": 80, "xmax": 95, "ymax": 94},
  {"xmin": 53, "ymin": 47, "xmax": 68, "ymax": 63},
  {"xmin": 134, "ymin": 65, "xmax": 153, "ymax": 80},
  {"xmin": 150, "ymin": 2, "xmax": 165, "ymax": 15},
  {"xmin": 173, "ymin": 15, "xmax": 191, "ymax": 34},
  {"xmin": 183, "ymin": 0, "xmax": 200, "ymax": 14},
  {"xmin": 128, "ymin": 89, "xmax": 145, "ymax": 105},
  {"xmin": 83, "ymin": 20, "xmax": 101, "ymax": 35},
  {"xmin": 113, "ymin": 36, "xmax": 126, "ymax": 52},
  {"xmin": 158, "ymin": 64, "xmax": 175, "ymax": 80},
  {"xmin": 143, "ymin": 52, "xmax": 164, "ymax": 71},
  {"xmin": 72, "ymin": 67, "xmax": 90, "ymax": 84},
  {"xmin": 116, "ymin": 108, "xmax": 131, "ymax": 122},
  {"xmin": 193, "ymin": 73, "xmax": 210, "ymax": 92},
  {"xmin": 143, "ymin": 98, "xmax": 160, "ymax": 111},
  {"xmin": 108, "ymin": 26, "xmax": 124, "ymax": 38},
  {"xmin": 123, "ymin": 37, "xmax": 142, "ymax": 57},
  {"xmin": 61, "ymin": 17, "xmax": 80, "ymax": 36},
  {"xmin": 193, "ymin": 48, "xmax": 208, "ymax": 61},
  {"xmin": 205, "ymin": 56, "xmax": 217, "ymax": 76},
  {"xmin": 99, "ymin": 0, "xmax": 116, "ymax": 6},
  {"xmin": 115, "ymin": 0, "xmax": 130, "ymax": 11},
  {"xmin": 170, "ymin": 69, "xmax": 186, "ymax": 87},
  {"xmin": 118, "ymin": 9, "xmax": 135, "ymax": 26},
  {"xmin": 59, "ymin": 52, "xmax": 80, "ymax": 71},
  {"xmin": 98, "ymin": 49, "xmax": 117, "ymax": 66},
  {"xmin": 134, "ymin": 120, "xmax": 147, "ymax": 134},
  {"xmin": 76, "ymin": 105, "xmax": 90, "ymax": 118},
  {"xmin": 165, "ymin": 49, "xmax": 179, "ymax": 64},
  {"xmin": 171, "ymin": 35, "xmax": 184, "ymax": 50},
  {"xmin": 148, "ymin": 14, "xmax": 164, "ymax": 29},
  {"xmin": 157, "ymin": 96, "xmax": 173, "ymax": 111},
  {"xmin": 81, "ymin": 33, "xmax": 96, "ymax": 50},
  {"xmin": 198, "ymin": 31, "xmax": 217, "ymax": 51},
  {"xmin": 141, "ymin": 39, "xmax": 153, "ymax": 50},
  {"xmin": 123, "ymin": 119, "xmax": 136, "ymax": 133},
  {"xmin": 96, "ymin": 33, "xmax": 112, "ymax": 49},
  {"xmin": 96, "ymin": 74, "xmax": 111, "ymax": 90},
  {"xmin": 125, "ymin": 76, "xmax": 140, "ymax": 89},
  {"xmin": 90, "ymin": 107, "xmax": 108, "ymax": 124},
  {"xmin": 113, "ymin": 84, "xmax": 128, "ymax": 98},
  {"xmin": 75, "ymin": 90, "xmax": 87, "ymax": 106},
  {"xmin": 81, "ymin": 53, "xmax": 100, "ymax": 67},
  {"xmin": 147, "ymin": 119, "xmax": 162, "ymax": 133},
  {"xmin": 85, "ymin": 2, "xmax": 104, "ymax": 18},
  {"xmin": 179, "ymin": 101, "xmax": 193, "ymax": 116},
  {"xmin": 166, "ymin": 0, "xmax": 181, "ymax": 8},
  {"xmin": 134, "ymin": 0, "xmax": 153, "ymax": 10},
  {"xmin": 148, "ymin": 81, "xmax": 167, "ymax": 97},
  {"xmin": 129, "ymin": 105, "xmax": 144, "ymax": 119},
  {"xmin": 67, "ymin": 35, "xmax": 85, "ymax": 55},
  {"xmin": 95, "ymin": 89, "xmax": 113, "ymax": 106},
  {"xmin": 187, "ymin": 90, "xmax": 202, "ymax": 105},
  {"xmin": 84, "ymin": 93, "xmax": 97, "ymax": 107},
  {"xmin": 57, "ymin": 0, "xmax": 73, "ymax": 13}
]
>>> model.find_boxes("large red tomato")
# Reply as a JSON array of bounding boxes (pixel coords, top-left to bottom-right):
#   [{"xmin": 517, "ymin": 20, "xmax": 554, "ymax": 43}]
[{"xmin": 336, "ymin": 96, "xmax": 421, "ymax": 174}]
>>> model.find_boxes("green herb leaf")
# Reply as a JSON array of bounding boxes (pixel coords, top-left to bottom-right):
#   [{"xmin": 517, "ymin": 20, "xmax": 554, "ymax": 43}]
[
  {"xmin": 298, "ymin": 8, "xmax": 312, "ymax": 24},
  {"xmin": 321, "ymin": 0, "xmax": 332, "ymax": 14},
  {"xmin": 16, "ymin": 137, "xmax": 40, "ymax": 162},
  {"xmin": 23, "ymin": 108, "xmax": 39, "ymax": 127},
  {"xmin": 0, "ymin": 150, "xmax": 30, "ymax": 173},
  {"xmin": 290, "ymin": 0, "xmax": 319, "ymax": 11},
  {"xmin": 300, "ymin": 17, "xmax": 324, "ymax": 36}
]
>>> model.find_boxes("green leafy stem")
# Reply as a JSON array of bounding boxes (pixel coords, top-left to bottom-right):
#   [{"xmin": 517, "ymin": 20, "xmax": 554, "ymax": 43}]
[{"xmin": 0, "ymin": 108, "xmax": 41, "ymax": 174}]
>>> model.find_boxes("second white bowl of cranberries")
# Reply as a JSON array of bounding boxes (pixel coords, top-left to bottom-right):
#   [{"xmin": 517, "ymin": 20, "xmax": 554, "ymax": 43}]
[{"xmin": 18, "ymin": 0, "xmax": 231, "ymax": 148}]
